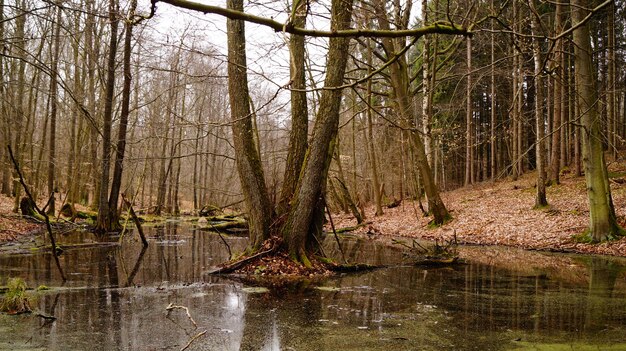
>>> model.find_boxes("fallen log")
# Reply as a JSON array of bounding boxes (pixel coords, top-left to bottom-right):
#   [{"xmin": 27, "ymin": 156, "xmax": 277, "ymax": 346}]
[{"xmin": 197, "ymin": 219, "xmax": 248, "ymax": 231}]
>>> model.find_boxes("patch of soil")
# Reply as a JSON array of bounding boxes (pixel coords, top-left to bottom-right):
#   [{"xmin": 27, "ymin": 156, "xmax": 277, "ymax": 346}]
[{"xmin": 329, "ymin": 166, "xmax": 626, "ymax": 257}]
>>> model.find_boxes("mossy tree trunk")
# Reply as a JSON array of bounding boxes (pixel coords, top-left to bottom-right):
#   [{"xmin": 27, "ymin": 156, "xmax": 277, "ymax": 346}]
[
  {"xmin": 226, "ymin": 0, "xmax": 273, "ymax": 250},
  {"xmin": 277, "ymin": 0, "xmax": 308, "ymax": 216},
  {"xmin": 571, "ymin": 0, "xmax": 623, "ymax": 242},
  {"xmin": 281, "ymin": 0, "xmax": 354, "ymax": 265}
]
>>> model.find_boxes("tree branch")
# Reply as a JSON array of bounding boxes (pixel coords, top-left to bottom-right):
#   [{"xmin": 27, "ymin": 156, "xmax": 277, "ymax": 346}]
[{"xmin": 156, "ymin": 0, "xmax": 470, "ymax": 38}]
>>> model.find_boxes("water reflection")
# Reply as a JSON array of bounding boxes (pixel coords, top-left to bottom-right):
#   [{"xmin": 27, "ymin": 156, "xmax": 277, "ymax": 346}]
[{"xmin": 0, "ymin": 224, "xmax": 625, "ymax": 350}]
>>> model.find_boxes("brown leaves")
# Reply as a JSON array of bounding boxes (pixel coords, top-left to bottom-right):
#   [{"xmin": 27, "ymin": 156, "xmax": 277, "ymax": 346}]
[
  {"xmin": 0, "ymin": 195, "xmax": 43, "ymax": 243},
  {"xmin": 329, "ymin": 170, "xmax": 626, "ymax": 257}
]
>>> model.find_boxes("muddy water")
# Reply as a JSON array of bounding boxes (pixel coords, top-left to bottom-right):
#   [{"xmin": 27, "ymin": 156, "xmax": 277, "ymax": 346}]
[{"xmin": 1, "ymin": 223, "xmax": 626, "ymax": 350}]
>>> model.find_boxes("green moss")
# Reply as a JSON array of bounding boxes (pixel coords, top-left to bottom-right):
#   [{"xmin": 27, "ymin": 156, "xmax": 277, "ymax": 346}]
[
  {"xmin": 508, "ymin": 342, "xmax": 626, "ymax": 350},
  {"xmin": 572, "ymin": 230, "xmax": 595, "ymax": 244},
  {"xmin": 36, "ymin": 285, "xmax": 49, "ymax": 291},
  {"xmin": 607, "ymin": 171, "xmax": 626, "ymax": 179},
  {"xmin": 572, "ymin": 226, "xmax": 626, "ymax": 243},
  {"xmin": 427, "ymin": 214, "xmax": 452, "ymax": 228},
  {"xmin": 0, "ymin": 278, "xmax": 33, "ymax": 314}
]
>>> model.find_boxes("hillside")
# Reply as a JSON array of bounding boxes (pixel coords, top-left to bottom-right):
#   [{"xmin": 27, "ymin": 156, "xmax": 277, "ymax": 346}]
[{"xmin": 330, "ymin": 163, "xmax": 626, "ymax": 257}]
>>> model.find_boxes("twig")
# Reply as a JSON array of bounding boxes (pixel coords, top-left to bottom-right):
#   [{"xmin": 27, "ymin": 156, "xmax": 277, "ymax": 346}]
[
  {"xmin": 35, "ymin": 311, "xmax": 57, "ymax": 320},
  {"xmin": 324, "ymin": 196, "xmax": 347, "ymax": 264},
  {"xmin": 208, "ymin": 244, "xmax": 276, "ymax": 274},
  {"xmin": 209, "ymin": 223, "xmax": 232, "ymax": 260},
  {"xmin": 180, "ymin": 330, "xmax": 207, "ymax": 351},
  {"xmin": 8, "ymin": 145, "xmax": 66, "ymax": 282},
  {"xmin": 166, "ymin": 303, "xmax": 198, "ymax": 328},
  {"xmin": 121, "ymin": 193, "xmax": 148, "ymax": 247}
]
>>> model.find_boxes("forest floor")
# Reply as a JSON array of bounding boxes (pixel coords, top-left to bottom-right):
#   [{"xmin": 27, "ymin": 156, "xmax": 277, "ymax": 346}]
[
  {"xmin": 0, "ymin": 195, "xmax": 42, "ymax": 242},
  {"xmin": 330, "ymin": 162, "xmax": 626, "ymax": 257}
]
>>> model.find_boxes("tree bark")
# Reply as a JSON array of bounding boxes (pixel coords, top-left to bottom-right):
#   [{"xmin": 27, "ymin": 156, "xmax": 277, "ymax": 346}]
[
  {"xmin": 277, "ymin": 0, "xmax": 308, "ymax": 216},
  {"xmin": 571, "ymin": 0, "xmax": 623, "ymax": 242},
  {"xmin": 108, "ymin": 0, "xmax": 137, "ymax": 229},
  {"xmin": 465, "ymin": 37, "xmax": 473, "ymax": 186},
  {"xmin": 227, "ymin": 0, "xmax": 273, "ymax": 250},
  {"xmin": 281, "ymin": 0, "xmax": 354, "ymax": 265},
  {"xmin": 373, "ymin": 0, "xmax": 450, "ymax": 224},
  {"xmin": 46, "ymin": 3, "xmax": 63, "ymax": 215},
  {"xmin": 96, "ymin": 0, "xmax": 119, "ymax": 233},
  {"xmin": 365, "ymin": 36, "xmax": 383, "ymax": 216},
  {"xmin": 490, "ymin": 0, "xmax": 496, "ymax": 180},
  {"xmin": 530, "ymin": 1, "xmax": 548, "ymax": 208},
  {"xmin": 422, "ymin": 0, "xmax": 433, "ymax": 165},
  {"xmin": 549, "ymin": 2, "xmax": 564, "ymax": 185}
]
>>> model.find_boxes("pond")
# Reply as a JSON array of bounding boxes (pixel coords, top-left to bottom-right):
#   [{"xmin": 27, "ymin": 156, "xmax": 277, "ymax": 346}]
[{"xmin": 1, "ymin": 223, "xmax": 626, "ymax": 350}]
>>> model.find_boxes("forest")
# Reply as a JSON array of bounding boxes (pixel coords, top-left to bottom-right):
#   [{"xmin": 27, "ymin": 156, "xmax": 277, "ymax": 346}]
[
  {"xmin": 3, "ymin": 1, "xmax": 626, "ymax": 349},
  {"xmin": 1, "ymin": 0, "xmax": 625, "ymax": 263}
]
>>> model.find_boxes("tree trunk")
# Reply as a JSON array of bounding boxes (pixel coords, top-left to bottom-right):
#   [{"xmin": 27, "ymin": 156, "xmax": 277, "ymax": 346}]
[
  {"xmin": 96, "ymin": 0, "xmax": 119, "ymax": 233},
  {"xmin": 108, "ymin": 0, "xmax": 137, "ymax": 229},
  {"xmin": 465, "ymin": 37, "xmax": 473, "ymax": 186},
  {"xmin": 227, "ymin": 0, "xmax": 273, "ymax": 250},
  {"xmin": 46, "ymin": 3, "xmax": 63, "ymax": 215},
  {"xmin": 530, "ymin": 1, "xmax": 548, "ymax": 208},
  {"xmin": 86, "ymin": 0, "xmax": 99, "ymax": 209},
  {"xmin": 281, "ymin": 0, "xmax": 354, "ymax": 265},
  {"xmin": 490, "ymin": 0, "xmax": 496, "ymax": 180},
  {"xmin": 277, "ymin": 0, "xmax": 308, "ymax": 216},
  {"xmin": 549, "ymin": 2, "xmax": 564, "ymax": 184},
  {"xmin": 366, "ymin": 37, "xmax": 383, "ymax": 216},
  {"xmin": 607, "ymin": 1, "xmax": 616, "ymax": 159},
  {"xmin": 571, "ymin": 0, "xmax": 623, "ymax": 242},
  {"xmin": 373, "ymin": 0, "xmax": 449, "ymax": 224},
  {"xmin": 422, "ymin": 0, "xmax": 433, "ymax": 165}
]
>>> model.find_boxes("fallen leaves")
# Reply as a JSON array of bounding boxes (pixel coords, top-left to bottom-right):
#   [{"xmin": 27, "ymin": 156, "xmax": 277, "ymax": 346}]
[
  {"xmin": 0, "ymin": 194, "xmax": 43, "ymax": 243},
  {"xmin": 329, "ymin": 169, "xmax": 626, "ymax": 257}
]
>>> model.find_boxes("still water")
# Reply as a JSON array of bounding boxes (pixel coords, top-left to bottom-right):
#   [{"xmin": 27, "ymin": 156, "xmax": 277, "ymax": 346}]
[{"xmin": 1, "ymin": 223, "xmax": 626, "ymax": 350}]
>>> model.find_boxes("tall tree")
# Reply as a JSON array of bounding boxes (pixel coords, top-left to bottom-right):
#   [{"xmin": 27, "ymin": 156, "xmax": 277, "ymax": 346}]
[
  {"xmin": 108, "ymin": 0, "xmax": 140, "ymax": 228},
  {"xmin": 46, "ymin": 3, "xmax": 63, "ymax": 215},
  {"xmin": 549, "ymin": 2, "xmax": 564, "ymax": 184},
  {"xmin": 422, "ymin": 0, "xmax": 433, "ymax": 165},
  {"xmin": 226, "ymin": 0, "xmax": 273, "ymax": 250},
  {"xmin": 281, "ymin": 0, "xmax": 354, "ymax": 264},
  {"xmin": 465, "ymin": 36, "xmax": 473, "ymax": 185},
  {"xmin": 96, "ymin": 0, "xmax": 119, "ymax": 233},
  {"xmin": 372, "ymin": 0, "xmax": 450, "ymax": 224},
  {"xmin": 277, "ymin": 0, "xmax": 308, "ymax": 216},
  {"xmin": 571, "ymin": 0, "xmax": 623, "ymax": 242},
  {"xmin": 530, "ymin": 0, "xmax": 547, "ymax": 208}
]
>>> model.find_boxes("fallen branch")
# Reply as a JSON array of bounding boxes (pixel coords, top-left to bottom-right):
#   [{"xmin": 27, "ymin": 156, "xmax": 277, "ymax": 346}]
[
  {"xmin": 209, "ymin": 223, "xmax": 232, "ymax": 260},
  {"xmin": 324, "ymin": 196, "xmax": 347, "ymax": 264},
  {"xmin": 180, "ymin": 330, "xmax": 207, "ymax": 351},
  {"xmin": 166, "ymin": 303, "xmax": 197, "ymax": 328},
  {"xmin": 8, "ymin": 145, "xmax": 66, "ymax": 282},
  {"xmin": 35, "ymin": 311, "xmax": 57, "ymax": 321},
  {"xmin": 333, "ymin": 222, "xmax": 368, "ymax": 234},
  {"xmin": 208, "ymin": 244, "xmax": 277, "ymax": 274},
  {"xmin": 122, "ymin": 193, "xmax": 148, "ymax": 247}
]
